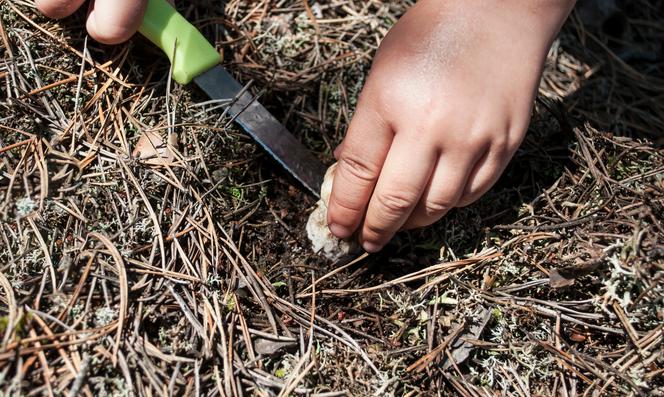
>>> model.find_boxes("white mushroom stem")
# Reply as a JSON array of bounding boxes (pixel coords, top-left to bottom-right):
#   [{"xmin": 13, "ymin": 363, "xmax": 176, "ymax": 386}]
[{"xmin": 306, "ymin": 163, "xmax": 358, "ymax": 261}]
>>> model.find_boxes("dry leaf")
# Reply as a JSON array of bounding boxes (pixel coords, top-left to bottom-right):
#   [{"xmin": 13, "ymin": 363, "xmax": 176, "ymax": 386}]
[
  {"xmin": 443, "ymin": 307, "xmax": 492, "ymax": 370},
  {"xmin": 549, "ymin": 268, "xmax": 576, "ymax": 288},
  {"xmin": 549, "ymin": 259, "xmax": 602, "ymax": 289},
  {"xmin": 254, "ymin": 337, "xmax": 297, "ymax": 356},
  {"xmin": 132, "ymin": 130, "xmax": 177, "ymax": 166}
]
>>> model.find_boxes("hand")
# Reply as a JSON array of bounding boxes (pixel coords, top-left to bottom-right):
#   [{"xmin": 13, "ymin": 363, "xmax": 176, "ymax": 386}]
[
  {"xmin": 36, "ymin": 0, "xmax": 148, "ymax": 44},
  {"xmin": 327, "ymin": 0, "xmax": 575, "ymax": 252}
]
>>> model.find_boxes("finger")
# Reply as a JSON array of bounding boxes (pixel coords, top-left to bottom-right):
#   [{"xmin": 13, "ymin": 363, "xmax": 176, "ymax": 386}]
[
  {"xmin": 456, "ymin": 147, "xmax": 513, "ymax": 207},
  {"xmin": 327, "ymin": 107, "xmax": 393, "ymax": 239},
  {"xmin": 359, "ymin": 137, "xmax": 437, "ymax": 252},
  {"xmin": 86, "ymin": 0, "xmax": 148, "ymax": 44},
  {"xmin": 403, "ymin": 150, "xmax": 482, "ymax": 230},
  {"xmin": 36, "ymin": 0, "xmax": 86, "ymax": 19}
]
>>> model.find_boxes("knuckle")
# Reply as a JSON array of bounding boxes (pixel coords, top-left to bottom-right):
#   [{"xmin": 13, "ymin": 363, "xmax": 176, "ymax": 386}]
[
  {"xmin": 464, "ymin": 129, "xmax": 520, "ymax": 157},
  {"xmin": 363, "ymin": 220, "xmax": 389, "ymax": 237},
  {"xmin": 493, "ymin": 132, "xmax": 521, "ymax": 156},
  {"xmin": 338, "ymin": 155, "xmax": 379, "ymax": 184},
  {"xmin": 329, "ymin": 198, "xmax": 363, "ymax": 224},
  {"xmin": 424, "ymin": 198, "xmax": 454, "ymax": 216},
  {"xmin": 375, "ymin": 190, "xmax": 418, "ymax": 215},
  {"xmin": 490, "ymin": 133, "xmax": 510, "ymax": 153},
  {"xmin": 465, "ymin": 130, "xmax": 492, "ymax": 149},
  {"xmin": 508, "ymin": 134, "xmax": 526, "ymax": 153}
]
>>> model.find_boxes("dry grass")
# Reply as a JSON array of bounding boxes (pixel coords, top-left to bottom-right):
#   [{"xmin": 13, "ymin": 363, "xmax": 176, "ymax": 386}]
[{"xmin": 1, "ymin": 0, "xmax": 663, "ymax": 395}]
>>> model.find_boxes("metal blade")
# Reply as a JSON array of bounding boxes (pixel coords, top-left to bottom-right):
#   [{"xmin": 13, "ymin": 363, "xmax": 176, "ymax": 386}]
[{"xmin": 194, "ymin": 65, "xmax": 326, "ymax": 197}]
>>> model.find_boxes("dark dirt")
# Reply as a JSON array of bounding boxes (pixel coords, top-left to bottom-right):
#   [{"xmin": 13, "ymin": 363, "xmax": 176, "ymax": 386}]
[{"xmin": 1, "ymin": 0, "xmax": 663, "ymax": 396}]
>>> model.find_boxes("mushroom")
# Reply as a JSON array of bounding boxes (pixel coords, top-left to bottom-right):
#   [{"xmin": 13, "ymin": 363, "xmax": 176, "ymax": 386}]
[{"xmin": 306, "ymin": 163, "xmax": 359, "ymax": 261}]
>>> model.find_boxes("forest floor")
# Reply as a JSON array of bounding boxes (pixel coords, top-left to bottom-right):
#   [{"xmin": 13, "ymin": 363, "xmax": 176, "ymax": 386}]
[{"xmin": 0, "ymin": 0, "xmax": 663, "ymax": 395}]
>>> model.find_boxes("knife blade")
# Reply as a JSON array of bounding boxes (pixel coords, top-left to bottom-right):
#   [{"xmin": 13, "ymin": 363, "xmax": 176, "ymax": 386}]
[{"xmin": 138, "ymin": 0, "xmax": 326, "ymax": 197}]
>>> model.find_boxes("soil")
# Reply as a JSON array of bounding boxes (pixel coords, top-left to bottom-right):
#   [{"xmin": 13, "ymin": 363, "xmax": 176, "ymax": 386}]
[{"xmin": 0, "ymin": 0, "xmax": 662, "ymax": 396}]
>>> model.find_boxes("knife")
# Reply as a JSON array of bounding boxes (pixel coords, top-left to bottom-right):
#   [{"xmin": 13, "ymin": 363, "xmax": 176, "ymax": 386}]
[{"xmin": 138, "ymin": 0, "xmax": 326, "ymax": 197}]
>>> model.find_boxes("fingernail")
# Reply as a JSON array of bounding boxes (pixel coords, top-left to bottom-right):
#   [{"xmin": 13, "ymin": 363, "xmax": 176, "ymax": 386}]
[
  {"xmin": 328, "ymin": 223, "xmax": 351, "ymax": 239},
  {"xmin": 362, "ymin": 241, "xmax": 382, "ymax": 253}
]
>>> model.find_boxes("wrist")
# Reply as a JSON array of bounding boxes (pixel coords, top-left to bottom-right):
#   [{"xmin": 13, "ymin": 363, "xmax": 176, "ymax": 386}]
[
  {"xmin": 416, "ymin": 0, "xmax": 575, "ymax": 45},
  {"xmin": 483, "ymin": 0, "xmax": 576, "ymax": 42},
  {"xmin": 453, "ymin": 0, "xmax": 576, "ymax": 65}
]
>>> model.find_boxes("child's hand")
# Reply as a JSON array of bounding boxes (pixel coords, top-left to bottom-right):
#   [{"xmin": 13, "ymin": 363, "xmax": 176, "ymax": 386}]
[
  {"xmin": 327, "ymin": 0, "xmax": 575, "ymax": 252},
  {"xmin": 36, "ymin": 0, "xmax": 147, "ymax": 44}
]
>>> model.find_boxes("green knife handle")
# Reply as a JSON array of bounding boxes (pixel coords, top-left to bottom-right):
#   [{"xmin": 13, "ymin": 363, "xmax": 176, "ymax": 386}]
[{"xmin": 138, "ymin": 0, "xmax": 220, "ymax": 84}]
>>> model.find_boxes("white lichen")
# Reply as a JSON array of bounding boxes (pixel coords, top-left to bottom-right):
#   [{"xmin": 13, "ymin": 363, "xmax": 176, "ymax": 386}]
[
  {"xmin": 94, "ymin": 307, "xmax": 117, "ymax": 327},
  {"xmin": 15, "ymin": 196, "xmax": 36, "ymax": 217}
]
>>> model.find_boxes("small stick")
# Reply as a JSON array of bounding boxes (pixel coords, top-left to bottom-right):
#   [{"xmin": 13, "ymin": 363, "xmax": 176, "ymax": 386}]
[
  {"xmin": 406, "ymin": 321, "xmax": 466, "ymax": 373},
  {"xmin": 66, "ymin": 353, "xmax": 91, "ymax": 397},
  {"xmin": 0, "ymin": 138, "xmax": 33, "ymax": 154}
]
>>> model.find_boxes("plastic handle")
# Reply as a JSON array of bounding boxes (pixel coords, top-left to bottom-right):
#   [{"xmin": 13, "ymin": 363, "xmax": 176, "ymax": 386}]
[{"xmin": 138, "ymin": 0, "xmax": 220, "ymax": 84}]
